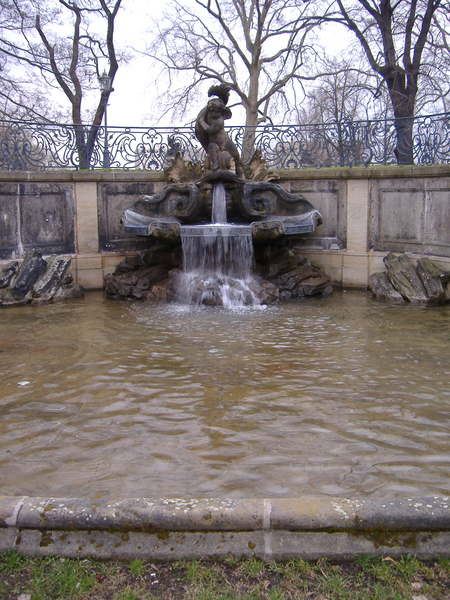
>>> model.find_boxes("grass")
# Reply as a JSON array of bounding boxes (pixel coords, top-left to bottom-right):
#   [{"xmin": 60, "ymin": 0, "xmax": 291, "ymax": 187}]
[
  {"xmin": 128, "ymin": 560, "xmax": 146, "ymax": 577},
  {"xmin": 0, "ymin": 551, "xmax": 449, "ymax": 599}
]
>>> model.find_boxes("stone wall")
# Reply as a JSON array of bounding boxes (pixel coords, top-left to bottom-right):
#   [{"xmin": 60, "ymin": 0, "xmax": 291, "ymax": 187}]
[
  {"xmin": 0, "ymin": 181, "xmax": 75, "ymax": 259},
  {"xmin": 0, "ymin": 165, "xmax": 448, "ymax": 289},
  {"xmin": 369, "ymin": 176, "xmax": 450, "ymax": 257}
]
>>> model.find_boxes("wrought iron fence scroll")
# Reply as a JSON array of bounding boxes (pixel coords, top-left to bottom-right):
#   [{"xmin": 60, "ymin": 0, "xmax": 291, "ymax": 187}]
[{"xmin": 0, "ymin": 113, "xmax": 448, "ymax": 171}]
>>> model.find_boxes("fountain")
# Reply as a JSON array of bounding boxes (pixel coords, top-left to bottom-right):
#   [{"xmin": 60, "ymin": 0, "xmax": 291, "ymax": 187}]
[
  {"xmin": 177, "ymin": 221, "xmax": 259, "ymax": 307},
  {"xmin": 114, "ymin": 84, "xmax": 330, "ymax": 306},
  {"xmin": 1, "ymin": 89, "xmax": 449, "ymax": 566}
]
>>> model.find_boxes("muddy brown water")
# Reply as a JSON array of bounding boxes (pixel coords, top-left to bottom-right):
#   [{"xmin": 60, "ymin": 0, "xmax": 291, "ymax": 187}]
[{"xmin": 0, "ymin": 291, "xmax": 449, "ymax": 498}]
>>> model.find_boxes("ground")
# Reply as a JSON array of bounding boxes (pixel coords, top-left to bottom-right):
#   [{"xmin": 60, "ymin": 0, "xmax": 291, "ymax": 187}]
[{"xmin": 0, "ymin": 551, "xmax": 449, "ymax": 599}]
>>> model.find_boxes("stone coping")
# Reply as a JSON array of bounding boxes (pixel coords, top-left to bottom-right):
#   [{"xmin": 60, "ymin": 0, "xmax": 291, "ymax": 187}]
[
  {"xmin": 1, "ymin": 495, "xmax": 449, "ymax": 560},
  {"xmin": 1, "ymin": 495, "xmax": 449, "ymax": 532},
  {"xmin": 0, "ymin": 164, "xmax": 448, "ymax": 183}
]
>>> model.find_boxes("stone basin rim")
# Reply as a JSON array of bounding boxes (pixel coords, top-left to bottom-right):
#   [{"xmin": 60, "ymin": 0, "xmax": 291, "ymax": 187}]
[
  {"xmin": 1, "ymin": 494, "xmax": 449, "ymax": 532},
  {"xmin": 1, "ymin": 494, "xmax": 449, "ymax": 559}
]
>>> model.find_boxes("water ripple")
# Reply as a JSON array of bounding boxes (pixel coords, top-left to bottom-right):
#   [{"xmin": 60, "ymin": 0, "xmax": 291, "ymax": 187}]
[{"xmin": 0, "ymin": 291, "xmax": 449, "ymax": 498}]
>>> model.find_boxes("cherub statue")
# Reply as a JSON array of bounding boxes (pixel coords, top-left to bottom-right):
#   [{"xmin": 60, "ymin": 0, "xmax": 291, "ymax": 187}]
[{"xmin": 195, "ymin": 84, "xmax": 243, "ymax": 177}]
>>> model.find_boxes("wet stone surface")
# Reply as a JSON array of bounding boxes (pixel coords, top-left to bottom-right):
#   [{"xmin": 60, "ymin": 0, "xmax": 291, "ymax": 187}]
[
  {"xmin": 104, "ymin": 239, "xmax": 332, "ymax": 305},
  {"xmin": 369, "ymin": 253, "xmax": 450, "ymax": 305},
  {"xmin": 0, "ymin": 252, "xmax": 83, "ymax": 307}
]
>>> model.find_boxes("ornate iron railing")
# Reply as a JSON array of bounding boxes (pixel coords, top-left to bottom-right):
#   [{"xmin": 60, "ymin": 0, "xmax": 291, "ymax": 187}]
[{"xmin": 0, "ymin": 112, "xmax": 448, "ymax": 171}]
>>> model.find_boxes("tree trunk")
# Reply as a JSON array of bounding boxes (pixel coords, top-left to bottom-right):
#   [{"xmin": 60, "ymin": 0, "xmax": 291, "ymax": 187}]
[
  {"xmin": 73, "ymin": 123, "xmax": 101, "ymax": 169},
  {"xmin": 241, "ymin": 68, "xmax": 260, "ymax": 163},
  {"xmin": 242, "ymin": 106, "xmax": 259, "ymax": 163},
  {"xmin": 393, "ymin": 115, "xmax": 414, "ymax": 164},
  {"xmin": 73, "ymin": 124, "xmax": 90, "ymax": 169},
  {"xmin": 385, "ymin": 69, "xmax": 416, "ymax": 165}
]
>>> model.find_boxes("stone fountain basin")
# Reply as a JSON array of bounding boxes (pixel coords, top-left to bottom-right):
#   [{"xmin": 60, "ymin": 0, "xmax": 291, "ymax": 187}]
[
  {"xmin": 1, "ymin": 291, "xmax": 450, "ymax": 558},
  {"xmin": 122, "ymin": 209, "xmax": 322, "ymax": 242},
  {"xmin": 121, "ymin": 210, "xmax": 181, "ymax": 241},
  {"xmin": 251, "ymin": 211, "xmax": 322, "ymax": 240},
  {"xmin": 121, "ymin": 178, "xmax": 323, "ymax": 242}
]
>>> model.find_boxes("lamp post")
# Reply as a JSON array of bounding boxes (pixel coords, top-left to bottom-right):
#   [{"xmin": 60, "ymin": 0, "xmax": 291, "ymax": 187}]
[{"xmin": 98, "ymin": 70, "xmax": 113, "ymax": 168}]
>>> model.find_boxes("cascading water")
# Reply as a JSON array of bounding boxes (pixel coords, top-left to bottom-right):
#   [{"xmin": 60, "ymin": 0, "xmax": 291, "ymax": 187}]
[
  {"xmin": 211, "ymin": 182, "xmax": 227, "ymax": 224},
  {"xmin": 176, "ymin": 184, "xmax": 261, "ymax": 308}
]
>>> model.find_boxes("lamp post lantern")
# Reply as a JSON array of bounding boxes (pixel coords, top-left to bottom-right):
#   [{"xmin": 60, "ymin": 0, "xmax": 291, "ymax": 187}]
[{"xmin": 98, "ymin": 70, "xmax": 113, "ymax": 168}]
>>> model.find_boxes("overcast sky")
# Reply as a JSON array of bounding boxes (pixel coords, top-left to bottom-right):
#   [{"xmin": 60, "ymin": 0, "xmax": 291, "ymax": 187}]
[{"xmin": 107, "ymin": 0, "xmax": 158, "ymax": 127}]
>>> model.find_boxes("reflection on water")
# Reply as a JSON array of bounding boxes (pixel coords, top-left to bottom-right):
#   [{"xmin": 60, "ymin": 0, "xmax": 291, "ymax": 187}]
[{"xmin": 0, "ymin": 291, "xmax": 449, "ymax": 498}]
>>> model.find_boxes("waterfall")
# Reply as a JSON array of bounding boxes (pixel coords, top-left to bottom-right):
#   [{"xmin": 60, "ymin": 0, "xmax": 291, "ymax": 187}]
[
  {"xmin": 177, "ymin": 226, "xmax": 260, "ymax": 308},
  {"xmin": 211, "ymin": 182, "xmax": 227, "ymax": 224},
  {"xmin": 175, "ymin": 183, "xmax": 262, "ymax": 308},
  {"xmin": 181, "ymin": 225, "xmax": 253, "ymax": 278}
]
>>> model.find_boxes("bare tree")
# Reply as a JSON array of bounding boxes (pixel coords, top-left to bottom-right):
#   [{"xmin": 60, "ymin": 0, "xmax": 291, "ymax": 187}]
[
  {"xmin": 151, "ymin": 0, "xmax": 334, "ymax": 160},
  {"xmin": 418, "ymin": 11, "xmax": 450, "ymax": 113},
  {"xmin": 296, "ymin": 57, "xmax": 384, "ymax": 123},
  {"xmin": 332, "ymin": 0, "xmax": 445, "ymax": 164},
  {"xmin": 0, "ymin": 1, "xmax": 55, "ymax": 120},
  {"xmin": 0, "ymin": 0, "xmax": 123, "ymax": 168}
]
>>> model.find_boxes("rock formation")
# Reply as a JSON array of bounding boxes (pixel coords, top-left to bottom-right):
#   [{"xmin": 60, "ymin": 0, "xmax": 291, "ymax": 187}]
[
  {"xmin": 369, "ymin": 253, "xmax": 450, "ymax": 305},
  {"xmin": 104, "ymin": 238, "xmax": 332, "ymax": 306},
  {"xmin": 104, "ymin": 241, "xmax": 181, "ymax": 302},
  {"xmin": 0, "ymin": 251, "xmax": 83, "ymax": 307}
]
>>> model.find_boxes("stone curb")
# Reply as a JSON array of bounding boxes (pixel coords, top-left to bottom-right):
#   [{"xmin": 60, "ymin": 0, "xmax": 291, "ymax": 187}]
[
  {"xmin": 1, "ymin": 495, "xmax": 449, "ymax": 560},
  {"xmin": 1, "ymin": 496, "xmax": 449, "ymax": 533}
]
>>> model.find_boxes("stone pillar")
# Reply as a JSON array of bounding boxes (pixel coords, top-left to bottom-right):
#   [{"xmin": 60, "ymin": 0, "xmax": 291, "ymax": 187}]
[
  {"xmin": 343, "ymin": 179, "xmax": 370, "ymax": 288},
  {"xmin": 74, "ymin": 181, "xmax": 103, "ymax": 289}
]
